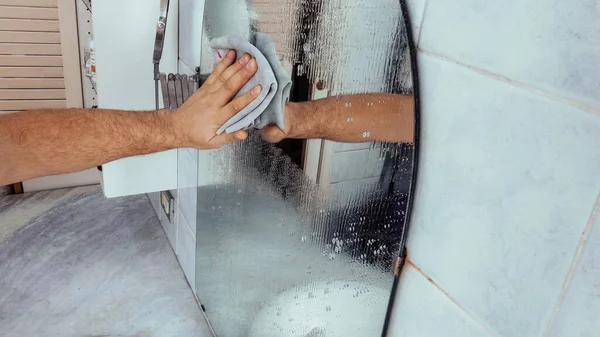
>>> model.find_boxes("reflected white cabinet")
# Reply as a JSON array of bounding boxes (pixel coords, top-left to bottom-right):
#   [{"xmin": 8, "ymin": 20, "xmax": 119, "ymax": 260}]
[{"xmin": 93, "ymin": 0, "xmax": 179, "ymax": 197}]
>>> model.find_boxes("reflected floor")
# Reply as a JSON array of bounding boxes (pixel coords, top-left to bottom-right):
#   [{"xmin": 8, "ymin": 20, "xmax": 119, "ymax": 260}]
[
  {"xmin": 0, "ymin": 186, "xmax": 212, "ymax": 337},
  {"xmin": 195, "ymin": 185, "xmax": 392, "ymax": 337}
]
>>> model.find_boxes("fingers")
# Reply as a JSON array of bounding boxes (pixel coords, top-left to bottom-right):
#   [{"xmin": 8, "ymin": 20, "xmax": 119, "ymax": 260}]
[
  {"xmin": 215, "ymin": 85, "xmax": 262, "ymax": 124},
  {"xmin": 211, "ymin": 129, "xmax": 248, "ymax": 148},
  {"xmin": 213, "ymin": 58, "xmax": 258, "ymax": 105},
  {"xmin": 204, "ymin": 50, "xmax": 236, "ymax": 85},
  {"xmin": 219, "ymin": 53, "xmax": 252, "ymax": 81}
]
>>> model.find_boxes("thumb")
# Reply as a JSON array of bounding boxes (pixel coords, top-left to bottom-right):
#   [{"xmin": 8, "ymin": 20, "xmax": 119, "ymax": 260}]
[
  {"xmin": 232, "ymin": 129, "xmax": 248, "ymax": 141},
  {"xmin": 212, "ymin": 129, "xmax": 248, "ymax": 148},
  {"xmin": 260, "ymin": 126, "xmax": 285, "ymax": 143}
]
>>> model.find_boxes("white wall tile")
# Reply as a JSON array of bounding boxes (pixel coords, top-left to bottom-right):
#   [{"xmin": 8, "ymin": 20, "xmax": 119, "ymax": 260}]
[
  {"xmin": 185, "ymin": 148, "xmax": 199, "ymax": 162},
  {"xmin": 405, "ymin": 0, "xmax": 426, "ymax": 44},
  {"xmin": 179, "ymin": 0, "xmax": 205, "ymax": 71},
  {"xmin": 177, "ymin": 59, "xmax": 195, "ymax": 75},
  {"xmin": 419, "ymin": 0, "xmax": 600, "ymax": 111},
  {"xmin": 408, "ymin": 53, "xmax": 600, "ymax": 337},
  {"xmin": 547, "ymin": 203, "xmax": 600, "ymax": 337},
  {"xmin": 177, "ymin": 149, "xmax": 198, "ymax": 229},
  {"xmin": 148, "ymin": 192, "xmax": 161, "ymax": 217},
  {"xmin": 176, "ymin": 211, "xmax": 197, "ymax": 290},
  {"xmin": 389, "ymin": 264, "xmax": 493, "ymax": 337},
  {"xmin": 174, "ymin": 62, "xmax": 200, "ymax": 165}
]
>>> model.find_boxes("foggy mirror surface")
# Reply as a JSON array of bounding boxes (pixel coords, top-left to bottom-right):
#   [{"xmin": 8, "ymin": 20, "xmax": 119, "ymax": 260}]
[{"xmin": 193, "ymin": 0, "xmax": 416, "ymax": 336}]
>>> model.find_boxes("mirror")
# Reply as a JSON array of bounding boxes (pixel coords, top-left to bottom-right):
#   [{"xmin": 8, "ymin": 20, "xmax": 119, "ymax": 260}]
[{"xmin": 191, "ymin": 0, "xmax": 418, "ymax": 336}]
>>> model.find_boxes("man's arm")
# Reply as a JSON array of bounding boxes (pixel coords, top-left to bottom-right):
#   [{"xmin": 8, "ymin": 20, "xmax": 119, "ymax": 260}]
[
  {"xmin": 262, "ymin": 93, "xmax": 414, "ymax": 144},
  {"xmin": 0, "ymin": 50, "xmax": 261, "ymax": 185}
]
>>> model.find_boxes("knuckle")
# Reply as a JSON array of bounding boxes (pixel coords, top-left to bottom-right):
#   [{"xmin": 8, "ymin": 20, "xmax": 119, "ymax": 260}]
[
  {"xmin": 221, "ymin": 68, "xmax": 236, "ymax": 81},
  {"xmin": 208, "ymin": 83, "xmax": 220, "ymax": 94},
  {"xmin": 213, "ymin": 64, "xmax": 225, "ymax": 74},
  {"xmin": 242, "ymin": 94, "xmax": 253, "ymax": 106},
  {"xmin": 225, "ymin": 77, "xmax": 241, "ymax": 92},
  {"xmin": 233, "ymin": 98, "xmax": 245, "ymax": 112},
  {"xmin": 231, "ymin": 61, "xmax": 244, "ymax": 71},
  {"xmin": 204, "ymin": 74, "xmax": 216, "ymax": 85},
  {"xmin": 223, "ymin": 80, "xmax": 235, "ymax": 93},
  {"xmin": 242, "ymin": 66, "xmax": 256, "ymax": 77}
]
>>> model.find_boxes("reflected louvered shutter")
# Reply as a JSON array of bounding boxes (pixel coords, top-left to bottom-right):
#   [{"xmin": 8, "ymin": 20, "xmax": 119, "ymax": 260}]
[{"xmin": 0, "ymin": 0, "xmax": 81, "ymax": 114}]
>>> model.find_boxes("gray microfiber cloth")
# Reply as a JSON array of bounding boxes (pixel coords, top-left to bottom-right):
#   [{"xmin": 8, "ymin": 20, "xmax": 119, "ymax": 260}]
[{"xmin": 210, "ymin": 33, "xmax": 292, "ymax": 135}]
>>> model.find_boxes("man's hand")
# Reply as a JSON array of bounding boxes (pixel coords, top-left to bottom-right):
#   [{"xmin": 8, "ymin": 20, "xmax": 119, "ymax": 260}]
[
  {"xmin": 0, "ymin": 49, "xmax": 262, "ymax": 185},
  {"xmin": 175, "ymin": 50, "xmax": 261, "ymax": 149}
]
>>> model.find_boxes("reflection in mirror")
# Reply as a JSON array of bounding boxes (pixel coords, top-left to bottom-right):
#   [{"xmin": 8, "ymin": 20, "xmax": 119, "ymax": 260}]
[{"xmin": 193, "ymin": 0, "xmax": 417, "ymax": 336}]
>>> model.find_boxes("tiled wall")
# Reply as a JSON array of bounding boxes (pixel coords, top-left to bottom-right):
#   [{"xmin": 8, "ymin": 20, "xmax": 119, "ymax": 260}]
[
  {"xmin": 147, "ymin": 0, "xmax": 205, "ymax": 293},
  {"xmin": 173, "ymin": 0, "xmax": 205, "ymax": 292},
  {"xmin": 147, "ymin": 147, "xmax": 199, "ymax": 292},
  {"xmin": 175, "ymin": 146, "xmax": 200, "ymax": 290},
  {"xmin": 389, "ymin": 0, "xmax": 600, "ymax": 336},
  {"xmin": 147, "ymin": 58, "xmax": 201, "ymax": 293}
]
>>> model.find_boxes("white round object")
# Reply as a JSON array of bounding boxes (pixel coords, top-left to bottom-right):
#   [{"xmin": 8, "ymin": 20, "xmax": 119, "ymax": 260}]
[{"xmin": 248, "ymin": 281, "xmax": 389, "ymax": 337}]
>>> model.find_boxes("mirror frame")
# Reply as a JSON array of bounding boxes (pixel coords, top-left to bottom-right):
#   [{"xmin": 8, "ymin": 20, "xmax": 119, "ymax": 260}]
[{"xmin": 381, "ymin": 0, "xmax": 421, "ymax": 335}]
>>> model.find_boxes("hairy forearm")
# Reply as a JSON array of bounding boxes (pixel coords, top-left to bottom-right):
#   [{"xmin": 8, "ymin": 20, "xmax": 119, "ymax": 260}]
[
  {"xmin": 0, "ymin": 108, "xmax": 184, "ymax": 185},
  {"xmin": 287, "ymin": 93, "xmax": 414, "ymax": 143}
]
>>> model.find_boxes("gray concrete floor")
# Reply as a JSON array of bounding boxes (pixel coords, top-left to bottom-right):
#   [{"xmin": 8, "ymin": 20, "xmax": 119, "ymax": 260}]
[{"xmin": 0, "ymin": 186, "xmax": 213, "ymax": 337}]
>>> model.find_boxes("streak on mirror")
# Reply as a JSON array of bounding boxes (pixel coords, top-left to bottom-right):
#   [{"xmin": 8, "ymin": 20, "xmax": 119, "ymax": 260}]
[{"xmin": 193, "ymin": 0, "xmax": 418, "ymax": 336}]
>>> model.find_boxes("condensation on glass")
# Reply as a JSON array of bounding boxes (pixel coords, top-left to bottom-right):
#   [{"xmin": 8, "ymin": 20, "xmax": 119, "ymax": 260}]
[{"xmin": 193, "ymin": 0, "xmax": 416, "ymax": 336}]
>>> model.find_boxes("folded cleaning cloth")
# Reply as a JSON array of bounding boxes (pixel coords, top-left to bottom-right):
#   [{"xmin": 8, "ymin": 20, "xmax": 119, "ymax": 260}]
[{"xmin": 210, "ymin": 33, "xmax": 292, "ymax": 135}]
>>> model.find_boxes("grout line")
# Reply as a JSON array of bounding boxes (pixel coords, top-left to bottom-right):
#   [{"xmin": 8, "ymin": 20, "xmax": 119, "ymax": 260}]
[
  {"xmin": 542, "ymin": 191, "xmax": 600, "ymax": 337},
  {"xmin": 406, "ymin": 259, "xmax": 502, "ymax": 337},
  {"xmin": 415, "ymin": 0, "xmax": 428, "ymax": 47},
  {"xmin": 417, "ymin": 49, "xmax": 600, "ymax": 118}
]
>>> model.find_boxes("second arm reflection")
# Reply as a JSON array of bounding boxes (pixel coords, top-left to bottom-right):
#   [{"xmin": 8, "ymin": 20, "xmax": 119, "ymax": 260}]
[{"xmin": 262, "ymin": 93, "xmax": 415, "ymax": 144}]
